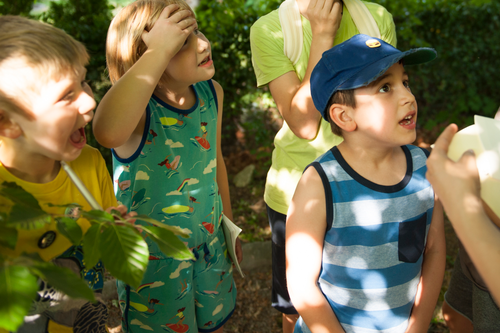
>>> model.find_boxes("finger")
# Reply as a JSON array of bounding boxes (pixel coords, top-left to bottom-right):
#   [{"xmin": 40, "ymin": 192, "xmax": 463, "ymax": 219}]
[
  {"xmin": 178, "ymin": 17, "xmax": 197, "ymax": 31},
  {"xmin": 308, "ymin": 0, "xmax": 319, "ymax": 11},
  {"xmin": 169, "ymin": 9, "xmax": 194, "ymax": 23},
  {"xmin": 114, "ymin": 204, "xmax": 128, "ymax": 216},
  {"xmin": 321, "ymin": 0, "xmax": 334, "ymax": 11},
  {"xmin": 433, "ymin": 123, "xmax": 458, "ymax": 155},
  {"xmin": 159, "ymin": 4, "xmax": 179, "ymax": 19},
  {"xmin": 330, "ymin": 0, "xmax": 343, "ymax": 16},
  {"xmin": 459, "ymin": 149, "xmax": 479, "ymax": 175}
]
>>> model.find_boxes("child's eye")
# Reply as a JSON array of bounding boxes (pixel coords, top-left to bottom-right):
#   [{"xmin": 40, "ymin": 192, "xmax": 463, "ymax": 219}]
[
  {"xmin": 379, "ymin": 84, "xmax": 390, "ymax": 93},
  {"xmin": 403, "ymin": 80, "xmax": 410, "ymax": 89},
  {"xmin": 60, "ymin": 91, "xmax": 74, "ymax": 102}
]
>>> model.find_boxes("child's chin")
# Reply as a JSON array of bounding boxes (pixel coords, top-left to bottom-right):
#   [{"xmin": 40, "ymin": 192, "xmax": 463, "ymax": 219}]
[{"xmin": 59, "ymin": 148, "xmax": 84, "ymax": 162}]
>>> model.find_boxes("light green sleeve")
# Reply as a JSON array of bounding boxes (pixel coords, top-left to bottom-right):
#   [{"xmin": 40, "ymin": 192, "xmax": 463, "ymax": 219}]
[
  {"xmin": 364, "ymin": 1, "xmax": 397, "ymax": 47},
  {"xmin": 250, "ymin": 10, "xmax": 296, "ymax": 87}
]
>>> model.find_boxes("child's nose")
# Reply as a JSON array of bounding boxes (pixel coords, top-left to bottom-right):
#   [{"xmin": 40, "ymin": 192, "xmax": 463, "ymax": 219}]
[
  {"xmin": 401, "ymin": 87, "xmax": 416, "ymax": 106},
  {"xmin": 198, "ymin": 36, "xmax": 209, "ymax": 52},
  {"xmin": 78, "ymin": 90, "xmax": 96, "ymax": 118}
]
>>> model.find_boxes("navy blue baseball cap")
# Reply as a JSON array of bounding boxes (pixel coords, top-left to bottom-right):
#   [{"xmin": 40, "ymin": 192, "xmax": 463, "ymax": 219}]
[{"xmin": 311, "ymin": 34, "xmax": 437, "ymax": 119}]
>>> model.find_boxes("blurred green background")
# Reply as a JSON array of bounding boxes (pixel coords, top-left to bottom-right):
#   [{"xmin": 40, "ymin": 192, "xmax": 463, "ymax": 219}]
[{"xmin": 2, "ymin": 0, "xmax": 498, "ymax": 167}]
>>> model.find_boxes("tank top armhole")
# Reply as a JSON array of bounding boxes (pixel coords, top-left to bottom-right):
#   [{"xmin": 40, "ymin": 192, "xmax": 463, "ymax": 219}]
[
  {"xmin": 307, "ymin": 161, "xmax": 334, "ymax": 231},
  {"xmin": 111, "ymin": 104, "xmax": 151, "ymax": 163},
  {"xmin": 207, "ymin": 79, "xmax": 218, "ymax": 113}
]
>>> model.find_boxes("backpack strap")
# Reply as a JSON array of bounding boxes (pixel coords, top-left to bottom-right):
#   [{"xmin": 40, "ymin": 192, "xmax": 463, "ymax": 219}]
[
  {"xmin": 279, "ymin": 0, "xmax": 303, "ymax": 65},
  {"xmin": 278, "ymin": 0, "xmax": 381, "ymax": 64},
  {"xmin": 343, "ymin": 0, "xmax": 381, "ymax": 39}
]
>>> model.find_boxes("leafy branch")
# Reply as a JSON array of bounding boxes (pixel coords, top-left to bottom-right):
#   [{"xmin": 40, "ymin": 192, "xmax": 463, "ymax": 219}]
[{"xmin": 0, "ymin": 181, "xmax": 193, "ymax": 331}]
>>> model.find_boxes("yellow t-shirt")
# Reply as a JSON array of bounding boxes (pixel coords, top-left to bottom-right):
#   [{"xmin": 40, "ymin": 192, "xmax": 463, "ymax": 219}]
[
  {"xmin": 0, "ymin": 145, "xmax": 116, "ymax": 333},
  {"xmin": 250, "ymin": 1, "xmax": 397, "ymax": 214},
  {"xmin": 0, "ymin": 145, "xmax": 117, "ymax": 261}
]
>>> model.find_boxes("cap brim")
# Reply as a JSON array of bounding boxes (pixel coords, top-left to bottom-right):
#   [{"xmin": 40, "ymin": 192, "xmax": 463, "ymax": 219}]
[{"xmin": 338, "ymin": 47, "xmax": 437, "ymax": 91}]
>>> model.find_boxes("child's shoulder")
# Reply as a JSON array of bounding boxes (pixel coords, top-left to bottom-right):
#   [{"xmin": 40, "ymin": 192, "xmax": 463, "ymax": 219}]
[{"xmin": 406, "ymin": 144, "xmax": 430, "ymax": 158}]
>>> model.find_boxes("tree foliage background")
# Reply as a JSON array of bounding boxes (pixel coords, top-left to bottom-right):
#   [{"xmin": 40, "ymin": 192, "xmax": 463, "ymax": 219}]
[{"xmin": 0, "ymin": 0, "xmax": 499, "ymax": 164}]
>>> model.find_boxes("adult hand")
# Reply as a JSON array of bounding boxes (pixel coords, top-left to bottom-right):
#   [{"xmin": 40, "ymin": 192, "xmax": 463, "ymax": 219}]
[
  {"xmin": 141, "ymin": 4, "xmax": 197, "ymax": 59},
  {"xmin": 307, "ymin": 0, "xmax": 343, "ymax": 41},
  {"xmin": 426, "ymin": 124, "xmax": 481, "ymax": 222}
]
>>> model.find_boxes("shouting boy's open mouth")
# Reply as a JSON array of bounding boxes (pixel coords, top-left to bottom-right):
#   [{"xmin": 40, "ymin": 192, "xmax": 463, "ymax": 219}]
[{"xmin": 70, "ymin": 127, "xmax": 86, "ymax": 148}]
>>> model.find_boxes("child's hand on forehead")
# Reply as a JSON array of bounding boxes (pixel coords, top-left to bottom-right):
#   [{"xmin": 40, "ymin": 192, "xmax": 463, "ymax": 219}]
[{"xmin": 141, "ymin": 4, "xmax": 197, "ymax": 59}]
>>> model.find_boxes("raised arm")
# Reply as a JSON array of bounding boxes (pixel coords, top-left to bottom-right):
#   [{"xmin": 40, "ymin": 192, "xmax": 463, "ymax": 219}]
[
  {"xmin": 405, "ymin": 197, "xmax": 445, "ymax": 333},
  {"xmin": 426, "ymin": 124, "xmax": 500, "ymax": 304},
  {"xmin": 269, "ymin": 0, "xmax": 343, "ymax": 140},
  {"xmin": 93, "ymin": 5, "xmax": 196, "ymax": 152},
  {"xmin": 286, "ymin": 166, "xmax": 344, "ymax": 333}
]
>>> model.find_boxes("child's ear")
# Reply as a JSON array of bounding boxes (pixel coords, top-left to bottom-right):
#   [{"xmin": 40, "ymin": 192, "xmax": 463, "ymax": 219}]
[
  {"xmin": 0, "ymin": 110, "xmax": 22, "ymax": 139},
  {"xmin": 329, "ymin": 104, "xmax": 356, "ymax": 132}
]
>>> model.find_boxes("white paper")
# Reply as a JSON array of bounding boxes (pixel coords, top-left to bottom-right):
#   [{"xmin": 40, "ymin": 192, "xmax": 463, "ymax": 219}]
[
  {"xmin": 222, "ymin": 215, "xmax": 244, "ymax": 278},
  {"xmin": 447, "ymin": 115, "xmax": 500, "ymax": 219}
]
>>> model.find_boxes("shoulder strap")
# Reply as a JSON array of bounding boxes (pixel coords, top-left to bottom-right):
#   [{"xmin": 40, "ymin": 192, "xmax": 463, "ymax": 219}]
[
  {"xmin": 279, "ymin": 0, "xmax": 381, "ymax": 65},
  {"xmin": 343, "ymin": 0, "xmax": 381, "ymax": 39},
  {"xmin": 279, "ymin": 0, "xmax": 303, "ymax": 65}
]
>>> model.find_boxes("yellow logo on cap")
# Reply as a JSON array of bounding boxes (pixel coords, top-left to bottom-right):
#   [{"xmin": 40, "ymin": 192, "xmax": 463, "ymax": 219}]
[{"xmin": 366, "ymin": 39, "xmax": 381, "ymax": 48}]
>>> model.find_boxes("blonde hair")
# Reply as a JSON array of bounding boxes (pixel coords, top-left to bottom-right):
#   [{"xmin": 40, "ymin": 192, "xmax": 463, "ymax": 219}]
[
  {"xmin": 0, "ymin": 16, "xmax": 89, "ymax": 117},
  {"xmin": 106, "ymin": 0, "xmax": 193, "ymax": 84}
]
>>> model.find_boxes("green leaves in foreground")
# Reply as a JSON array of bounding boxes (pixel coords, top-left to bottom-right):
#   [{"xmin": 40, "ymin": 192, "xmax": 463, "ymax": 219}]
[
  {"xmin": 82, "ymin": 213, "xmax": 195, "ymax": 288},
  {"xmin": 99, "ymin": 224, "xmax": 149, "ymax": 289},
  {"xmin": 0, "ymin": 182, "xmax": 51, "ymax": 230},
  {"xmin": 0, "ymin": 182, "xmax": 193, "ymax": 331},
  {"xmin": 0, "ymin": 259, "xmax": 94, "ymax": 331},
  {"xmin": 0, "ymin": 265, "xmax": 38, "ymax": 331}
]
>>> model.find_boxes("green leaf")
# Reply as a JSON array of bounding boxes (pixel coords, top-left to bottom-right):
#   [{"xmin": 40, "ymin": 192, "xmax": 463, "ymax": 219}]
[
  {"xmin": 46, "ymin": 203, "xmax": 82, "ymax": 209},
  {"xmin": 29, "ymin": 262, "xmax": 95, "ymax": 302},
  {"xmin": 56, "ymin": 217, "xmax": 83, "ymax": 245},
  {"xmin": 135, "ymin": 215, "xmax": 191, "ymax": 238},
  {"xmin": 141, "ymin": 225, "xmax": 194, "ymax": 261},
  {"xmin": 83, "ymin": 223, "xmax": 103, "ymax": 269},
  {"xmin": 82, "ymin": 210, "xmax": 114, "ymax": 223},
  {"xmin": 0, "ymin": 265, "xmax": 38, "ymax": 331},
  {"xmin": 0, "ymin": 225, "xmax": 17, "ymax": 249},
  {"xmin": 0, "ymin": 181, "xmax": 51, "ymax": 229},
  {"xmin": 99, "ymin": 224, "xmax": 148, "ymax": 289}
]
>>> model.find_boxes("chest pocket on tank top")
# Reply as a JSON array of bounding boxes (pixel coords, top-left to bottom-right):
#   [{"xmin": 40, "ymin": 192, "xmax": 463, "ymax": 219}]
[{"xmin": 398, "ymin": 212, "xmax": 427, "ymax": 263}]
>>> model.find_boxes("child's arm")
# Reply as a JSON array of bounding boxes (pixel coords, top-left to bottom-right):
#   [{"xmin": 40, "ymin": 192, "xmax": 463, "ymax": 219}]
[
  {"xmin": 405, "ymin": 197, "xmax": 446, "ymax": 333},
  {"xmin": 93, "ymin": 5, "xmax": 196, "ymax": 153},
  {"xmin": 267, "ymin": 0, "xmax": 343, "ymax": 140},
  {"xmin": 213, "ymin": 80, "xmax": 242, "ymax": 263},
  {"xmin": 286, "ymin": 167, "xmax": 344, "ymax": 333},
  {"xmin": 427, "ymin": 123, "xmax": 500, "ymax": 304}
]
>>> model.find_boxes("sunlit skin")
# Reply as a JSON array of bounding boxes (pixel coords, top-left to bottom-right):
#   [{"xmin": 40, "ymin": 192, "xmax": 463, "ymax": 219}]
[
  {"xmin": 330, "ymin": 63, "xmax": 418, "ymax": 186},
  {"xmin": 0, "ymin": 66, "xmax": 95, "ymax": 183},
  {"xmin": 92, "ymin": 7, "xmax": 241, "ymax": 332},
  {"xmin": 268, "ymin": 0, "xmax": 343, "ymax": 140},
  {"xmin": 427, "ymin": 124, "xmax": 500, "ymax": 330},
  {"xmin": 156, "ymin": 29, "xmax": 214, "ymax": 98},
  {"xmin": 286, "ymin": 62, "xmax": 446, "ymax": 332}
]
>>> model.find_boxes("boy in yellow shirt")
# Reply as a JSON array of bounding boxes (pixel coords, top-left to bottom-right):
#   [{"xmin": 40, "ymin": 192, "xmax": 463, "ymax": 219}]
[{"xmin": 0, "ymin": 16, "xmax": 130, "ymax": 332}]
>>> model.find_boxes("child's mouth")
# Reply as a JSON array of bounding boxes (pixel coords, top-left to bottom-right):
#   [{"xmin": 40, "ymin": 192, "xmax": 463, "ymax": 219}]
[
  {"xmin": 399, "ymin": 114, "xmax": 414, "ymax": 126},
  {"xmin": 198, "ymin": 56, "xmax": 211, "ymax": 66},
  {"xmin": 70, "ymin": 127, "xmax": 86, "ymax": 147}
]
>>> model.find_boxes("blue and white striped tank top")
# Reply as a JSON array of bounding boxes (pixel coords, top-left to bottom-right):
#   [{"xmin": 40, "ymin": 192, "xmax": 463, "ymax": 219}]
[{"xmin": 295, "ymin": 145, "xmax": 434, "ymax": 333}]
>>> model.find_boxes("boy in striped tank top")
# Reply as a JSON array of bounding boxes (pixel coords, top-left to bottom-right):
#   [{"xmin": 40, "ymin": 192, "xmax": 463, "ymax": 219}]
[{"xmin": 286, "ymin": 34, "xmax": 446, "ymax": 333}]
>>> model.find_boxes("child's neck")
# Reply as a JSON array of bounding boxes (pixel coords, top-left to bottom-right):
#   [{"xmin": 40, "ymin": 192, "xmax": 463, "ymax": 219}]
[
  {"xmin": 154, "ymin": 84, "xmax": 196, "ymax": 110},
  {"xmin": 337, "ymin": 141, "xmax": 407, "ymax": 186},
  {"xmin": 0, "ymin": 140, "xmax": 60, "ymax": 183}
]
